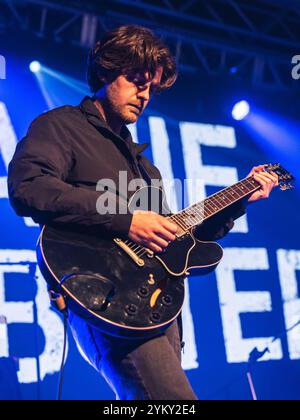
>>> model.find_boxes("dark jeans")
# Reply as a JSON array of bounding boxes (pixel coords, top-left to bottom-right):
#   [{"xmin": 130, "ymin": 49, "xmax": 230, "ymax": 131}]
[{"xmin": 68, "ymin": 310, "xmax": 198, "ymax": 400}]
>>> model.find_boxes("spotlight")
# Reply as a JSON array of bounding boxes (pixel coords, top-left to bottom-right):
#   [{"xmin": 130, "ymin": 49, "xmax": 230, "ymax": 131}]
[
  {"xmin": 29, "ymin": 61, "xmax": 41, "ymax": 73},
  {"xmin": 229, "ymin": 66, "xmax": 238, "ymax": 75},
  {"xmin": 232, "ymin": 100, "xmax": 250, "ymax": 121}
]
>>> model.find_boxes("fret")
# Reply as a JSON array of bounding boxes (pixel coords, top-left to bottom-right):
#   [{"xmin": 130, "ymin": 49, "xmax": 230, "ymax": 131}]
[
  {"xmin": 208, "ymin": 196, "xmax": 222, "ymax": 208},
  {"xmin": 210, "ymin": 189, "xmax": 232, "ymax": 209},
  {"xmin": 189, "ymin": 210, "xmax": 204, "ymax": 226},
  {"xmin": 193, "ymin": 206, "xmax": 206, "ymax": 223},
  {"xmin": 214, "ymin": 192, "xmax": 230, "ymax": 207},
  {"xmin": 215, "ymin": 191, "xmax": 232, "ymax": 206},
  {"xmin": 245, "ymin": 177, "xmax": 260, "ymax": 190},
  {"xmin": 204, "ymin": 206, "xmax": 214, "ymax": 218},
  {"xmin": 182, "ymin": 209, "xmax": 197, "ymax": 227},
  {"xmin": 176, "ymin": 204, "xmax": 203, "ymax": 228},
  {"xmin": 191, "ymin": 200, "xmax": 206, "ymax": 223},
  {"xmin": 204, "ymin": 201, "xmax": 213, "ymax": 214},
  {"xmin": 203, "ymin": 195, "xmax": 227, "ymax": 216},
  {"xmin": 239, "ymin": 179, "xmax": 253, "ymax": 193},
  {"xmin": 190, "ymin": 204, "xmax": 204, "ymax": 221},
  {"xmin": 169, "ymin": 175, "xmax": 261, "ymax": 232},
  {"xmin": 177, "ymin": 212, "xmax": 189, "ymax": 228},
  {"xmin": 239, "ymin": 184, "xmax": 252, "ymax": 194},
  {"xmin": 231, "ymin": 181, "xmax": 247, "ymax": 198},
  {"xmin": 244, "ymin": 178, "xmax": 253, "ymax": 188},
  {"xmin": 204, "ymin": 199, "xmax": 215, "ymax": 214},
  {"xmin": 208, "ymin": 196, "xmax": 221, "ymax": 211},
  {"xmin": 230, "ymin": 184, "xmax": 245, "ymax": 198},
  {"xmin": 227, "ymin": 186, "xmax": 240, "ymax": 200},
  {"xmin": 170, "ymin": 214, "xmax": 183, "ymax": 229},
  {"xmin": 233, "ymin": 183, "xmax": 248, "ymax": 197},
  {"xmin": 185, "ymin": 214, "xmax": 196, "ymax": 228},
  {"xmin": 172, "ymin": 214, "xmax": 189, "ymax": 231}
]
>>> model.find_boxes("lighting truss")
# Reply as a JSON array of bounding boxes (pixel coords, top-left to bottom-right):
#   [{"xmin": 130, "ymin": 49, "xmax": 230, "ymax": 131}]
[{"xmin": 1, "ymin": 0, "xmax": 300, "ymax": 91}]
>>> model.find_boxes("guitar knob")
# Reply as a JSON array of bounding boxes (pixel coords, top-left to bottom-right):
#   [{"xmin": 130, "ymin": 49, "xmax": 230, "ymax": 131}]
[
  {"xmin": 125, "ymin": 304, "xmax": 137, "ymax": 316},
  {"xmin": 150, "ymin": 312, "xmax": 161, "ymax": 323},
  {"xmin": 161, "ymin": 295, "xmax": 172, "ymax": 306},
  {"xmin": 138, "ymin": 287, "xmax": 149, "ymax": 297}
]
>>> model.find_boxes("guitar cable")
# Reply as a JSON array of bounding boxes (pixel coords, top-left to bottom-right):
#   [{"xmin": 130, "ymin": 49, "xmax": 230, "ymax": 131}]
[
  {"xmin": 57, "ymin": 309, "xmax": 68, "ymax": 401},
  {"xmin": 48, "ymin": 289, "xmax": 68, "ymax": 401}
]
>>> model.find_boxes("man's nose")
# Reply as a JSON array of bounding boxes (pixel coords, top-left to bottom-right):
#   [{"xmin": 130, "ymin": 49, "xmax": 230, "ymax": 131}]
[{"xmin": 137, "ymin": 85, "xmax": 150, "ymax": 101}]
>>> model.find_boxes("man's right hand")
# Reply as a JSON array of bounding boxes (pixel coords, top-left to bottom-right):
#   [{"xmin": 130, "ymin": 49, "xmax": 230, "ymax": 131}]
[{"xmin": 128, "ymin": 210, "xmax": 178, "ymax": 253}]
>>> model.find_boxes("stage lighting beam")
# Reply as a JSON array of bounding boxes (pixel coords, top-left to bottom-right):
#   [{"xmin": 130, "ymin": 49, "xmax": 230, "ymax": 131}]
[
  {"xmin": 232, "ymin": 100, "xmax": 250, "ymax": 121},
  {"xmin": 29, "ymin": 61, "xmax": 41, "ymax": 73}
]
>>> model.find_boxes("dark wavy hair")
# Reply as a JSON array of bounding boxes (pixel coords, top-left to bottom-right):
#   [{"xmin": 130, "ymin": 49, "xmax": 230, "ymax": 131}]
[{"xmin": 87, "ymin": 25, "xmax": 177, "ymax": 93}]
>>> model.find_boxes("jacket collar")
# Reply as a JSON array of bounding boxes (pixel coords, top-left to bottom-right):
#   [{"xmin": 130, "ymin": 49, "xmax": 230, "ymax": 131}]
[{"xmin": 79, "ymin": 96, "xmax": 149, "ymax": 157}]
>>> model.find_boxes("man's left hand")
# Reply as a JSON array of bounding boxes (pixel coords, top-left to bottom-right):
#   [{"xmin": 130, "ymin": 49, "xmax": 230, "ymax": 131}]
[{"xmin": 247, "ymin": 165, "xmax": 279, "ymax": 204}]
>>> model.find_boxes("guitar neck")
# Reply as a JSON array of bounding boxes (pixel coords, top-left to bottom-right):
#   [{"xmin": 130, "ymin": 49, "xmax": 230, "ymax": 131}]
[{"xmin": 169, "ymin": 176, "xmax": 261, "ymax": 231}]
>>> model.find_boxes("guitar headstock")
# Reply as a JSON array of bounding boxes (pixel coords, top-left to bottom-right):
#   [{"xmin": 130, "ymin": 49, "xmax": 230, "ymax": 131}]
[{"xmin": 264, "ymin": 163, "xmax": 295, "ymax": 191}]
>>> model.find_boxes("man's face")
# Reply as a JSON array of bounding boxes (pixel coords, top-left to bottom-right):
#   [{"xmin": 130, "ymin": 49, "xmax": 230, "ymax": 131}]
[{"xmin": 104, "ymin": 66, "xmax": 163, "ymax": 125}]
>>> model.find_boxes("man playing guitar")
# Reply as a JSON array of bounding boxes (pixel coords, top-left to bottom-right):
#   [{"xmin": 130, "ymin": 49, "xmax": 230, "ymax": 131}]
[{"xmin": 8, "ymin": 25, "xmax": 278, "ymax": 400}]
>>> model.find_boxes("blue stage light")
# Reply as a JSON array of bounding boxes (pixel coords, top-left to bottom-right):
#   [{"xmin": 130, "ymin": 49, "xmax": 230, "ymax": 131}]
[
  {"xmin": 29, "ymin": 61, "xmax": 41, "ymax": 73},
  {"xmin": 232, "ymin": 100, "xmax": 250, "ymax": 120},
  {"xmin": 229, "ymin": 66, "xmax": 238, "ymax": 74}
]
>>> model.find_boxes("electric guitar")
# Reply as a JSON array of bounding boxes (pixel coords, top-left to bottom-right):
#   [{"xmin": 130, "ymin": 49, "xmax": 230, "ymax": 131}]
[{"xmin": 37, "ymin": 164, "xmax": 294, "ymax": 338}]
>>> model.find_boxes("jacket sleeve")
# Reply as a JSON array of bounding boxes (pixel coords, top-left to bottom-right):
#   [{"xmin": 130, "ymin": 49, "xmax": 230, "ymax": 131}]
[
  {"xmin": 194, "ymin": 200, "xmax": 246, "ymax": 241},
  {"xmin": 7, "ymin": 114, "xmax": 132, "ymax": 235}
]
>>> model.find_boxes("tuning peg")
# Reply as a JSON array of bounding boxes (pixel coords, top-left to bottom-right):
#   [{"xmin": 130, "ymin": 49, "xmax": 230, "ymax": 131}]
[
  {"xmin": 280, "ymin": 183, "xmax": 294, "ymax": 191},
  {"xmin": 279, "ymin": 183, "xmax": 287, "ymax": 190}
]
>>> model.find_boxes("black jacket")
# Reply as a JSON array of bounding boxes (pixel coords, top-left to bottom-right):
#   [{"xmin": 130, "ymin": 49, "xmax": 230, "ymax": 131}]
[{"xmin": 8, "ymin": 96, "xmax": 245, "ymax": 238}]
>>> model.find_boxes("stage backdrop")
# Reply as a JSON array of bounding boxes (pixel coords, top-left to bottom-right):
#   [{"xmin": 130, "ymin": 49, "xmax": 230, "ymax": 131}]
[{"xmin": 0, "ymin": 47, "xmax": 300, "ymax": 400}]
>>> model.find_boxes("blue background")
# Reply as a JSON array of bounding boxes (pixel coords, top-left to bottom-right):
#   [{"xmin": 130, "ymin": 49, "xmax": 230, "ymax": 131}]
[{"xmin": 1, "ymin": 33, "xmax": 300, "ymax": 400}]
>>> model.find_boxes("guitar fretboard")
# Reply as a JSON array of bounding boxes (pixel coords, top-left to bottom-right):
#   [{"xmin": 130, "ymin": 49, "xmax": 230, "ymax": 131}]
[{"xmin": 168, "ymin": 176, "xmax": 261, "ymax": 231}]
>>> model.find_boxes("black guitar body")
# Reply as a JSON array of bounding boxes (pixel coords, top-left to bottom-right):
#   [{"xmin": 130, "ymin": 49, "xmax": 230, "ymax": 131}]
[{"xmin": 37, "ymin": 224, "xmax": 223, "ymax": 339}]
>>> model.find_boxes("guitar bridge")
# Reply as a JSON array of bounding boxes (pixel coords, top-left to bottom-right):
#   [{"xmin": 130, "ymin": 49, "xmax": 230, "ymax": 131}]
[{"xmin": 114, "ymin": 238, "xmax": 145, "ymax": 267}]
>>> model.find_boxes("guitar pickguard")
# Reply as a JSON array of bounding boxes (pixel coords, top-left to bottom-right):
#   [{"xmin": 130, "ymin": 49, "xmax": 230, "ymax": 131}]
[{"xmin": 154, "ymin": 232, "xmax": 223, "ymax": 276}]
